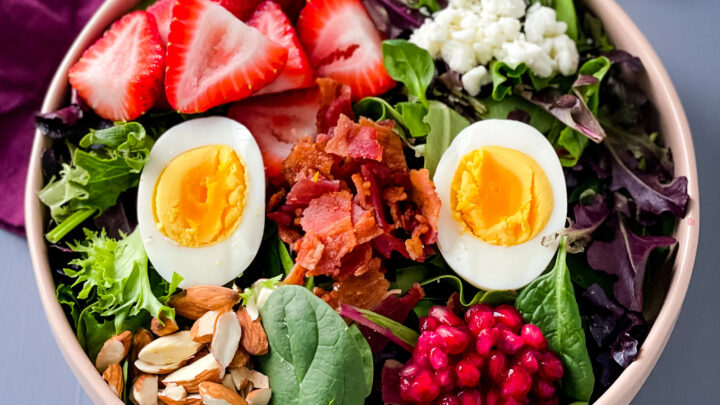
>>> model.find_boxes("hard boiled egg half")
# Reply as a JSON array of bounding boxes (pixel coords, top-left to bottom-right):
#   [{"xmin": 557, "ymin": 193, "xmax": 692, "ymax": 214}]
[
  {"xmin": 434, "ymin": 119, "xmax": 567, "ymax": 290},
  {"xmin": 137, "ymin": 117, "xmax": 265, "ymax": 287}
]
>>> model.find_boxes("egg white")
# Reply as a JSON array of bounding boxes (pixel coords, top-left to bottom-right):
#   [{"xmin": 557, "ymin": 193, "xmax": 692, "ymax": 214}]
[
  {"xmin": 137, "ymin": 117, "xmax": 265, "ymax": 288},
  {"xmin": 434, "ymin": 119, "xmax": 567, "ymax": 291}
]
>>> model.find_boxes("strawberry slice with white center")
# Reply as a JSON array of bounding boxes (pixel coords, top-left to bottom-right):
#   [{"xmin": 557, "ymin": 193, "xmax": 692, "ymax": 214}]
[
  {"xmin": 165, "ymin": 0, "xmax": 288, "ymax": 113},
  {"xmin": 296, "ymin": 0, "xmax": 395, "ymax": 101},
  {"xmin": 68, "ymin": 11, "xmax": 165, "ymax": 122},
  {"xmin": 146, "ymin": 0, "xmax": 173, "ymax": 46},
  {"xmin": 214, "ymin": 0, "xmax": 263, "ymax": 20},
  {"xmin": 248, "ymin": 1, "xmax": 315, "ymax": 95},
  {"xmin": 228, "ymin": 87, "xmax": 321, "ymax": 180}
]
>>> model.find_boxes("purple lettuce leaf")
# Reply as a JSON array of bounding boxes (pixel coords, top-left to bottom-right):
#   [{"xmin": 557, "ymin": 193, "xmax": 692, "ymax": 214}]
[
  {"xmin": 381, "ymin": 360, "xmax": 407, "ymax": 405},
  {"xmin": 35, "ymin": 104, "xmax": 84, "ymax": 139},
  {"xmin": 358, "ymin": 284, "xmax": 425, "ymax": 354},
  {"xmin": 517, "ymin": 86, "xmax": 606, "ymax": 142},
  {"xmin": 603, "ymin": 50, "xmax": 643, "ymax": 73},
  {"xmin": 543, "ymin": 194, "xmax": 610, "ymax": 253},
  {"xmin": 92, "ymin": 201, "xmax": 133, "ymax": 240},
  {"xmin": 363, "ymin": 0, "xmax": 426, "ymax": 39},
  {"xmin": 339, "ymin": 304, "xmax": 419, "ymax": 352},
  {"xmin": 586, "ymin": 214, "xmax": 676, "ymax": 311},
  {"xmin": 606, "ymin": 141, "xmax": 689, "ymax": 219}
]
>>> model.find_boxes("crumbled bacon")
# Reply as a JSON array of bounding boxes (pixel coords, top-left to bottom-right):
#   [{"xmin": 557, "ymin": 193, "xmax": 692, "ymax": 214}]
[
  {"xmin": 317, "ymin": 78, "xmax": 354, "ymax": 134},
  {"xmin": 268, "ymin": 113, "xmax": 441, "ymax": 310}
]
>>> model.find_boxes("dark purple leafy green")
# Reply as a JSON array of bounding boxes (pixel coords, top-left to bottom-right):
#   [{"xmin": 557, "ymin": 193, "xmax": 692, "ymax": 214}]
[
  {"xmin": 381, "ymin": 360, "xmax": 406, "ymax": 405},
  {"xmin": 362, "ymin": 0, "xmax": 428, "ymax": 39},
  {"xmin": 586, "ymin": 214, "xmax": 676, "ymax": 311},
  {"xmin": 357, "ymin": 284, "xmax": 425, "ymax": 354},
  {"xmin": 543, "ymin": 194, "xmax": 610, "ymax": 253}
]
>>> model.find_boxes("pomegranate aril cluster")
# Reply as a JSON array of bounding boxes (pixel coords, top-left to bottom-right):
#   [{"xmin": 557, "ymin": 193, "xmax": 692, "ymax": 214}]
[{"xmin": 399, "ymin": 304, "xmax": 564, "ymax": 404}]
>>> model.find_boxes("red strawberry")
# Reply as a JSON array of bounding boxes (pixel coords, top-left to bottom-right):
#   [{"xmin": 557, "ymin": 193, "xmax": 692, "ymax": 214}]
[
  {"xmin": 165, "ymin": 0, "xmax": 288, "ymax": 113},
  {"xmin": 68, "ymin": 11, "xmax": 164, "ymax": 121},
  {"xmin": 146, "ymin": 0, "xmax": 173, "ymax": 46},
  {"xmin": 296, "ymin": 0, "xmax": 395, "ymax": 101},
  {"xmin": 248, "ymin": 1, "xmax": 314, "ymax": 95},
  {"xmin": 228, "ymin": 87, "xmax": 321, "ymax": 180},
  {"xmin": 213, "ymin": 0, "xmax": 263, "ymax": 20}
]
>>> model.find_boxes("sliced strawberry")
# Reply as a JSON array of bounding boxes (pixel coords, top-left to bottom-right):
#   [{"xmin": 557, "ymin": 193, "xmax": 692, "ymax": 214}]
[
  {"xmin": 165, "ymin": 0, "xmax": 288, "ymax": 113},
  {"xmin": 296, "ymin": 0, "xmax": 395, "ymax": 101},
  {"xmin": 146, "ymin": 0, "xmax": 173, "ymax": 46},
  {"xmin": 213, "ymin": 0, "xmax": 263, "ymax": 20},
  {"xmin": 228, "ymin": 87, "xmax": 321, "ymax": 180},
  {"xmin": 68, "ymin": 11, "xmax": 164, "ymax": 121},
  {"xmin": 248, "ymin": 1, "xmax": 314, "ymax": 95}
]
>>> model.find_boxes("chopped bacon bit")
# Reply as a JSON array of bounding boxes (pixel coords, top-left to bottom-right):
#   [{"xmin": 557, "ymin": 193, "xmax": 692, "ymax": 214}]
[
  {"xmin": 286, "ymin": 175, "xmax": 341, "ymax": 208},
  {"xmin": 405, "ymin": 237, "xmax": 424, "ymax": 261},
  {"xmin": 319, "ymin": 115, "xmax": 383, "ymax": 161},
  {"xmin": 317, "ymin": 78, "xmax": 354, "ymax": 134},
  {"xmin": 316, "ymin": 266, "xmax": 390, "ymax": 310},
  {"xmin": 409, "ymin": 168, "xmax": 441, "ymax": 244},
  {"xmin": 267, "ymin": 211, "xmax": 292, "ymax": 227},
  {"xmin": 352, "ymin": 203, "xmax": 383, "ymax": 244},
  {"xmin": 282, "ymin": 136, "xmax": 337, "ymax": 184},
  {"xmin": 361, "ymin": 164, "xmax": 389, "ymax": 230},
  {"xmin": 267, "ymin": 189, "xmax": 287, "ymax": 212},
  {"xmin": 373, "ymin": 234, "xmax": 410, "ymax": 259},
  {"xmin": 351, "ymin": 173, "xmax": 371, "ymax": 209},
  {"xmin": 383, "ymin": 186, "xmax": 407, "ymax": 204},
  {"xmin": 278, "ymin": 225, "xmax": 301, "ymax": 245},
  {"xmin": 284, "ymin": 264, "xmax": 308, "ymax": 285},
  {"xmin": 336, "ymin": 243, "xmax": 380, "ymax": 280},
  {"xmin": 362, "ymin": 118, "xmax": 407, "ymax": 171}
]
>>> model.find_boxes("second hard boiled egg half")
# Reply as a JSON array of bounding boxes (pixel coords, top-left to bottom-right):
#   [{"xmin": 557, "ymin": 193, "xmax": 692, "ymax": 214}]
[
  {"xmin": 434, "ymin": 119, "xmax": 567, "ymax": 291},
  {"xmin": 137, "ymin": 117, "xmax": 265, "ymax": 287}
]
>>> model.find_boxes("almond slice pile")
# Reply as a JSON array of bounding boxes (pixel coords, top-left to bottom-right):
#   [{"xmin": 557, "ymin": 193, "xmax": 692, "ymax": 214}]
[{"xmin": 95, "ymin": 285, "xmax": 272, "ymax": 405}]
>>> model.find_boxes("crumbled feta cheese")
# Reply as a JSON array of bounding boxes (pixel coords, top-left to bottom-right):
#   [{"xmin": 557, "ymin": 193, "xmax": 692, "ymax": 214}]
[
  {"xmin": 409, "ymin": 0, "xmax": 580, "ymax": 92},
  {"xmin": 462, "ymin": 65, "xmax": 492, "ymax": 96}
]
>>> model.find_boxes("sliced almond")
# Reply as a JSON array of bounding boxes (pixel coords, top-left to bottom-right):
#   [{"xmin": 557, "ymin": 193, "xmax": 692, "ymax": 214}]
[
  {"xmin": 211, "ymin": 311, "xmax": 242, "ymax": 369},
  {"xmin": 227, "ymin": 347, "xmax": 250, "ymax": 369},
  {"xmin": 103, "ymin": 363, "xmax": 123, "ymax": 398},
  {"xmin": 163, "ymin": 353, "xmax": 223, "ymax": 393},
  {"xmin": 135, "ymin": 359, "xmax": 186, "ymax": 374},
  {"xmin": 198, "ymin": 382, "xmax": 247, "ymax": 405},
  {"xmin": 229, "ymin": 368, "xmax": 269, "ymax": 391},
  {"xmin": 236, "ymin": 308, "xmax": 268, "ymax": 355},
  {"xmin": 139, "ymin": 331, "xmax": 203, "ymax": 365},
  {"xmin": 158, "ymin": 383, "xmax": 187, "ymax": 404},
  {"xmin": 133, "ymin": 374, "xmax": 158, "ymax": 405},
  {"xmin": 151, "ymin": 315, "xmax": 180, "ymax": 336},
  {"xmin": 245, "ymin": 388, "xmax": 272, "ymax": 405},
  {"xmin": 96, "ymin": 330, "xmax": 132, "ymax": 373},
  {"xmin": 191, "ymin": 310, "xmax": 220, "ymax": 343},
  {"xmin": 132, "ymin": 328, "xmax": 154, "ymax": 361},
  {"xmin": 221, "ymin": 374, "xmax": 237, "ymax": 392},
  {"xmin": 169, "ymin": 286, "xmax": 239, "ymax": 320}
]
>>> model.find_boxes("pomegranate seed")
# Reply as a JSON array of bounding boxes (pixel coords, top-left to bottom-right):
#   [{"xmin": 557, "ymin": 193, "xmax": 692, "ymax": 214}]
[
  {"xmin": 455, "ymin": 359, "xmax": 481, "ymax": 387},
  {"xmin": 415, "ymin": 331, "xmax": 447, "ymax": 366},
  {"xmin": 430, "ymin": 346, "xmax": 449, "ymax": 369},
  {"xmin": 540, "ymin": 352, "xmax": 564, "ymax": 381},
  {"xmin": 436, "ymin": 325, "xmax": 471, "ymax": 354},
  {"xmin": 402, "ymin": 368, "xmax": 440, "ymax": 403},
  {"xmin": 501, "ymin": 366, "xmax": 532, "ymax": 399},
  {"xmin": 420, "ymin": 316, "xmax": 440, "ymax": 332},
  {"xmin": 532, "ymin": 379, "xmax": 557, "ymax": 399},
  {"xmin": 487, "ymin": 351, "xmax": 507, "ymax": 382},
  {"xmin": 500, "ymin": 398, "xmax": 523, "ymax": 405},
  {"xmin": 493, "ymin": 305, "xmax": 523, "ymax": 332},
  {"xmin": 435, "ymin": 366, "xmax": 455, "ymax": 391},
  {"xmin": 464, "ymin": 352, "xmax": 484, "ymax": 368},
  {"xmin": 436, "ymin": 393, "xmax": 460, "ymax": 405},
  {"xmin": 484, "ymin": 389, "xmax": 501, "ymax": 405},
  {"xmin": 400, "ymin": 362, "xmax": 423, "ymax": 378},
  {"xmin": 458, "ymin": 389, "xmax": 483, "ymax": 405},
  {"xmin": 430, "ymin": 306, "xmax": 464, "ymax": 327},
  {"xmin": 515, "ymin": 348, "xmax": 540, "ymax": 374},
  {"xmin": 475, "ymin": 327, "xmax": 499, "ymax": 356},
  {"xmin": 535, "ymin": 397, "xmax": 560, "ymax": 405},
  {"xmin": 521, "ymin": 324, "xmax": 547, "ymax": 350},
  {"xmin": 465, "ymin": 304, "xmax": 495, "ymax": 335},
  {"xmin": 497, "ymin": 329, "xmax": 525, "ymax": 354}
]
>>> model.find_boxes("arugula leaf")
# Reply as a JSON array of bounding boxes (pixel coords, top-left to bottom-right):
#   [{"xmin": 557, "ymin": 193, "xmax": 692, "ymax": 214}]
[
  {"xmin": 381, "ymin": 39, "xmax": 435, "ymax": 107},
  {"xmin": 258, "ymin": 286, "xmax": 371, "ymax": 405},
  {"xmin": 490, "ymin": 61, "xmax": 527, "ymax": 101},
  {"xmin": 516, "ymin": 238, "xmax": 595, "ymax": 402},
  {"xmin": 423, "ymin": 101, "xmax": 470, "ymax": 177},
  {"xmin": 530, "ymin": 0, "xmax": 579, "ymax": 40},
  {"xmin": 65, "ymin": 229, "xmax": 176, "ymax": 333},
  {"xmin": 39, "ymin": 122, "xmax": 153, "ymax": 242}
]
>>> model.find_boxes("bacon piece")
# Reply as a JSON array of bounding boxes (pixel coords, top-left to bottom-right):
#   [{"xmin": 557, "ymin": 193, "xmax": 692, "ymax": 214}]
[
  {"xmin": 318, "ymin": 114, "xmax": 383, "ymax": 161},
  {"xmin": 316, "ymin": 266, "xmax": 390, "ymax": 310},
  {"xmin": 267, "ymin": 189, "xmax": 286, "ymax": 212},
  {"xmin": 408, "ymin": 168, "xmax": 441, "ymax": 244},
  {"xmin": 278, "ymin": 224, "xmax": 301, "ymax": 245},
  {"xmin": 362, "ymin": 118, "xmax": 407, "ymax": 171},
  {"xmin": 336, "ymin": 243, "xmax": 380, "ymax": 280},
  {"xmin": 282, "ymin": 136, "xmax": 336, "ymax": 184},
  {"xmin": 360, "ymin": 164, "xmax": 389, "ymax": 230},
  {"xmin": 352, "ymin": 203, "xmax": 383, "ymax": 244},
  {"xmin": 297, "ymin": 191, "xmax": 357, "ymax": 277},
  {"xmin": 383, "ymin": 186, "xmax": 407, "ymax": 204},
  {"xmin": 286, "ymin": 175, "xmax": 341, "ymax": 208},
  {"xmin": 317, "ymin": 78, "xmax": 354, "ymax": 134},
  {"xmin": 372, "ymin": 234, "xmax": 410, "ymax": 259}
]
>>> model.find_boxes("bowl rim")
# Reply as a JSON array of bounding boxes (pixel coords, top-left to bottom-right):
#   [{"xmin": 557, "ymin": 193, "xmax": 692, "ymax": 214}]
[{"xmin": 23, "ymin": 0, "xmax": 700, "ymax": 404}]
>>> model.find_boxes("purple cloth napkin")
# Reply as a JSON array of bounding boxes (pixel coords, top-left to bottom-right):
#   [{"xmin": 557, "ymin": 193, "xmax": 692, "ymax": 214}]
[{"xmin": 0, "ymin": 0, "xmax": 103, "ymax": 234}]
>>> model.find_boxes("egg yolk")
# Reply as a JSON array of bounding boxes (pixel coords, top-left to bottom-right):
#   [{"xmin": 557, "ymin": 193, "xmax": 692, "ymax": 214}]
[
  {"xmin": 152, "ymin": 144, "xmax": 247, "ymax": 247},
  {"xmin": 451, "ymin": 146, "xmax": 553, "ymax": 246}
]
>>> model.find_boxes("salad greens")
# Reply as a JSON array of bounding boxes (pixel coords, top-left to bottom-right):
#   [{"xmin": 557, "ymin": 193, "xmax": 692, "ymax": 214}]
[
  {"xmin": 339, "ymin": 304, "xmax": 420, "ymax": 351},
  {"xmin": 422, "ymin": 101, "xmax": 470, "ymax": 176},
  {"xmin": 57, "ymin": 228, "xmax": 181, "ymax": 360},
  {"xmin": 258, "ymin": 286, "xmax": 372, "ymax": 405},
  {"xmin": 382, "ymin": 39, "xmax": 435, "ymax": 107},
  {"xmin": 516, "ymin": 238, "xmax": 595, "ymax": 402},
  {"xmin": 39, "ymin": 122, "xmax": 153, "ymax": 243}
]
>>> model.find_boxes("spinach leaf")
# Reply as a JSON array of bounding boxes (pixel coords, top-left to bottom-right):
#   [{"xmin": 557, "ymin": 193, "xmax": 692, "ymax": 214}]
[
  {"xmin": 258, "ymin": 286, "xmax": 371, "ymax": 405},
  {"xmin": 348, "ymin": 324, "xmax": 374, "ymax": 397},
  {"xmin": 490, "ymin": 61, "xmax": 527, "ymax": 101},
  {"xmin": 516, "ymin": 238, "xmax": 595, "ymax": 402},
  {"xmin": 421, "ymin": 274, "xmax": 517, "ymax": 307},
  {"xmin": 481, "ymin": 95, "xmax": 555, "ymax": 133},
  {"xmin": 396, "ymin": 101, "xmax": 430, "ymax": 137},
  {"xmin": 382, "ymin": 39, "xmax": 434, "ymax": 107},
  {"xmin": 423, "ymin": 101, "xmax": 470, "ymax": 177},
  {"xmin": 530, "ymin": 0, "xmax": 579, "ymax": 40}
]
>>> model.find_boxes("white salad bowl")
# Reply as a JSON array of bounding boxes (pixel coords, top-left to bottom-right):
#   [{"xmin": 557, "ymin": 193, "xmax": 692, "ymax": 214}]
[{"xmin": 24, "ymin": 0, "xmax": 700, "ymax": 403}]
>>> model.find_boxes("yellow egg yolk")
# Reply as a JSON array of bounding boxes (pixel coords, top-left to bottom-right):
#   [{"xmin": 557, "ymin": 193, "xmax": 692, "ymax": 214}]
[
  {"xmin": 152, "ymin": 144, "xmax": 247, "ymax": 247},
  {"xmin": 451, "ymin": 146, "xmax": 553, "ymax": 246}
]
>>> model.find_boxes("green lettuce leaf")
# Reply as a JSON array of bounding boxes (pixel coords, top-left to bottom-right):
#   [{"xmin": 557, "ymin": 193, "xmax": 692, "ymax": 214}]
[
  {"xmin": 423, "ymin": 101, "xmax": 470, "ymax": 177},
  {"xmin": 381, "ymin": 39, "xmax": 434, "ymax": 107}
]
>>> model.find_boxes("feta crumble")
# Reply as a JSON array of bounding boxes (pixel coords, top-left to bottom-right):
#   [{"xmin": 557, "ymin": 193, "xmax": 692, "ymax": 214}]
[{"xmin": 410, "ymin": 0, "xmax": 579, "ymax": 95}]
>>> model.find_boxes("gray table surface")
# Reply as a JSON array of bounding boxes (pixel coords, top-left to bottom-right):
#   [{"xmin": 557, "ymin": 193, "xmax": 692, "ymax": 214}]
[{"xmin": 2, "ymin": 0, "xmax": 719, "ymax": 403}]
